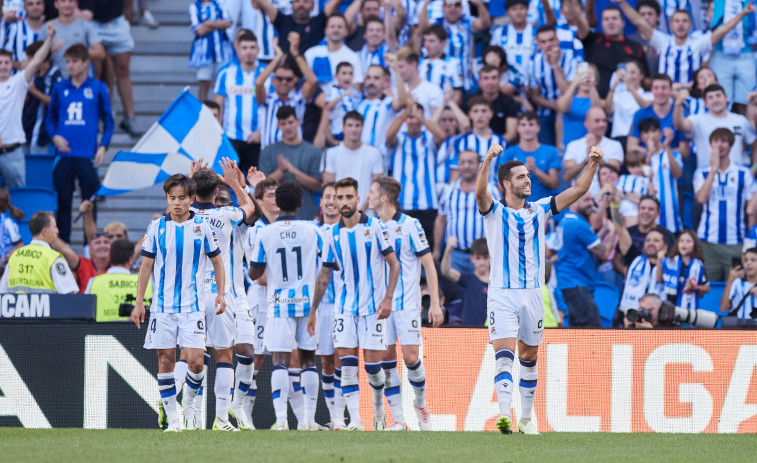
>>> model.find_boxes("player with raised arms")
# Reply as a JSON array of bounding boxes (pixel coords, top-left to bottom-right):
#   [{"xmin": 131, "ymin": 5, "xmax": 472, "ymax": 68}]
[
  {"xmin": 307, "ymin": 177, "xmax": 401, "ymax": 431},
  {"xmin": 475, "ymin": 142, "xmax": 604, "ymax": 435},
  {"xmin": 250, "ymin": 181, "xmax": 325, "ymax": 430},
  {"xmin": 366, "ymin": 176, "xmax": 444, "ymax": 431},
  {"xmin": 132, "ymin": 174, "xmax": 226, "ymax": 432}
]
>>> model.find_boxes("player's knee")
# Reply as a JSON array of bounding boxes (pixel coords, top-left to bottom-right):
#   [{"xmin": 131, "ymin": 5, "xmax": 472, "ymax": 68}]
[
  {"xmin": 299, "ymin": 350, "xmax": 316, "ymax": 367},
  {"xmin": 157, "ymin": 354, "xmax": 174, "ymax": 373},
  {"xmin": 235, "ymin": 343, "xmax": 253, "ymax": 357}
]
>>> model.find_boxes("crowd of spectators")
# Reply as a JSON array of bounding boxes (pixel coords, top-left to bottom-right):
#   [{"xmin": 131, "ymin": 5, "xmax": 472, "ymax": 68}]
[{"xmin": 3, "ymin": 0, "xmax": 757, "ymax": 327}]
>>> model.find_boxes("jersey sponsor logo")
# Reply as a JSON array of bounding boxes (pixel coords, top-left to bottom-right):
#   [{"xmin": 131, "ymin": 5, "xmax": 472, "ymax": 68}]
[
  {"xmin": 65, "ymin": 102, "xmax": 85, "ymax": 126},
  {"xmin": 83, "ymin": 88, "xmax": 93, "ymax": 99},
  {"xmin": 229, "ymin": 86, "xmax": 252, "ymax": 95},
  {"xmin": 273, "ymin": 293, "xmax": 310, "ymax": 305}
]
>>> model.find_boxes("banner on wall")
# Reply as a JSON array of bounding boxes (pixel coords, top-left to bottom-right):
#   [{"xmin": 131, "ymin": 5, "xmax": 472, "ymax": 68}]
[{"xmin": 0, "ymin": 324, "xmax": 755, "ymax": 432}]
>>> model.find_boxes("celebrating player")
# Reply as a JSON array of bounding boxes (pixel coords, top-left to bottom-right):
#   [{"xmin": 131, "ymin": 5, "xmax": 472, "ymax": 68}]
[
  {"xmin": 132, "ymin": 174, "xmax": 226, "ymax": 433},
  {"xmin": 250, "ymin": 181, "xmax": 324, "ymax": 431},
  {"xmin": 367, "ymin": 176, "xmax": 444, "ymax": 431},
  {"xmin": 475, "ymin": 142, "xmax": 604, "ymax": 435},
  {"xmin": 307, "ymin": 177, "xmax": 400, "ymax": 431}
]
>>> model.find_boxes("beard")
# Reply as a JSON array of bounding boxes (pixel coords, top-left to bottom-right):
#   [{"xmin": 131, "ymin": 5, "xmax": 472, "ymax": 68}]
[
  {"xmin": 512, "ymin": 185, "xmax": 531, "ymax": 199},
  {"xmin": 340, "ymin": 206, "xmax": 357, "ymax": 218}
]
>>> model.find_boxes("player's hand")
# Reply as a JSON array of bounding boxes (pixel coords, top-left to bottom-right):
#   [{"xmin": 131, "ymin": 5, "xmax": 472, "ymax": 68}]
[
  {"xmin": 220, "ymin": 157, "xmax": 240, "ymax": 187},
  {"xmin": 377, "ymin": 297, "xmax": 392, "ymax": 319},
  {"xmin": 744, "ymin": 0, "xmax": 755, "ymax": 15},
  {"xmin": 428, "ymin": 303, "xmax": 444, "ymax": 328},
  {"xmin": 247, "ymin": 166, "xmax": 266, "ymax": 188},
  {"xmin": 588, "ymin": 146, "xmax": 604, "ymax": 162},
  {"xmin": 728, "ymin": 265, "xmax": 744, "ymax": 282},
  {"xmin": 215, "ymin": 294, "xmax": 226, "ymax": 314},
  {"xmin": 307, "ymin": 312, "xmax": 316, "ymax": 336},
  {"xmin": 288, "ymin": 32, "xmax": 301, "ymax": 56},
  {"xmin": 132, "ymin": 303, "xmax": 145, "ymax": 328},
  {"xmin": 93, "ymin": 146, "xmax": 106, "ymax": 168},
  {"xmin": 52, "ymin": 135, "xmax": 71, "ymax": 153},
  {"xmin": 189, "ymin": 158, "xmax": 208, "ymax": 178},
  {"xmin": 485, "ymin": 143, "xmax": 504, "ymax": 161}
]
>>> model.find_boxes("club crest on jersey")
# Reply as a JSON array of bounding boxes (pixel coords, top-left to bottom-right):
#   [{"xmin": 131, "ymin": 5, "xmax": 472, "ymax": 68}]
[
  {"xmin": 194, "ymin": 226, "xmax": 201, "ymax": 235},
  {"xmin": 396, "ymin": 226, "xmax": 402, "ymax": 232},
  {"xmin": 83, "ymin": 88, "xmax": 94, "ymax": 99},
  {"xmin": 365, "ymin": 230, "xmax": 371, "ymax": 237}
]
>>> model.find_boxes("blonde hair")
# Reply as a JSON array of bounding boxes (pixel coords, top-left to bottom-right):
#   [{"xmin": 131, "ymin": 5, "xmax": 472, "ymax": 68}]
[{"xmin": 104, "ymin": 221, "xmax": 128, "ymax": 237}]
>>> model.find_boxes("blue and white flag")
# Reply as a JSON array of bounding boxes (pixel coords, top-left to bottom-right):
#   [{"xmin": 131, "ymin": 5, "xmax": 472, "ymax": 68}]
[{"xmin": 98, "ymin": 90, "xmax": 238, "ymax": 196}]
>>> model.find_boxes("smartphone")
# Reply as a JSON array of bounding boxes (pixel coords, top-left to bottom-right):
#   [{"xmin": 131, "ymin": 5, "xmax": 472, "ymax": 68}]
[
  {"xmin": 732, "ymin": 257, "xmax": 743, "ymax": 268},
  {"xmin": 617, "ymin": 63, "xmax": 626, "ymax": 71}
]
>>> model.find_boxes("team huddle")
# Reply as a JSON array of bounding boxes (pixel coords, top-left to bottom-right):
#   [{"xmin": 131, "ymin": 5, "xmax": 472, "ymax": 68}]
[{"xmin": 131, "ymin": 139, "xmax": 603, "ymax": 434}]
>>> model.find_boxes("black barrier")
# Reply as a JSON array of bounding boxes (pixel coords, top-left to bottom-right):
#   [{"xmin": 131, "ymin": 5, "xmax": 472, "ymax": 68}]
[{"xmin": 0, "ymin": 322, "xmax": 328, "ymax": 429}]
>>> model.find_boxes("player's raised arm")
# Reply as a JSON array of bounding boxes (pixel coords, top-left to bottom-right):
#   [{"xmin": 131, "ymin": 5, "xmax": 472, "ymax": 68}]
[
  {"xmin": 476, "ymin": 144, "xmax": 504, "ymax": 214},
  {"xmin": 554, "ymin": 146, "xmax": 604, "ymax": 213}
]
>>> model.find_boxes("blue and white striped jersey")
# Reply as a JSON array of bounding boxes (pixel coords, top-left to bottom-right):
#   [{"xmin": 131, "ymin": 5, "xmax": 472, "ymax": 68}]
[
  {"xmin": 526, "ymin": 46, "xmax": 582, "ymax": 116},
  {"xmin": 528, "ymin": 0, "xmax": 566, "ymax": 27},
  {"xmin": 247, "ymin": 5, "xmax": 277, "ymax": 61},
  {"xmin": 261, "ymin": 90, "xmax": 306, "ymax": 148},
  {"xmin": 358, "ymin": 43, "xmax": 388, "ymax": 76},
  {"xmin": 728, "ymin": 278, "xmax": 757, "ymax": 319},
  {"xmin": 214, "ymin": 62, "xmax": 263, "ymax": 141},
  {"xmin": 391, "ymin": 129, "xmax": 438, "ymax": 210},
  {"xmin": 615, "ymin": 174, "xmax": 650, "ymax": 196},
  {"xmin": 383, "ymin": 212, "xmax": 430, "ymax": 311},
  {"xmin": 489, "ymin": 24, "xmax": 537, "ymax": 77},
  {"xmin": 191, "ymin": 202, "xmax": 246, "ymax": 294},
  {"xmin": 439, "ymin": 179, "xmax": 501, "ymax": 250},
  {"xmin": 244, "ymin": 215, "xmax": 271, "ymax": 310},
  {"xmin": 317, "ymin": 221, "xmax": 336, "ymax": 305},
  {"xmin": 650, "ymin": 149, "xmax": 683, "ymax": 234},
  {"xmin": 358, "ymin": 96, "xmax": 396, "ymax": 148},
  {"xmin": 140, "ymin": 212, "xmax": 221, "ymax": 313},
  {"xmin": 694, "ymin": 163, "xmax": 756, "ymax": 245},
  {"xmin": 648, "ymin": 30, "xmax": 712, "ymax": 84},
  {"xmin": 323, "ymin": 214, "xmax": 394, "ymax": 316},
  {"xmin": 230, "ymin": 224, "xmax": 248, "ymax": 298},
  {"xmin": 251, "ymin": 217, "xmax": 324, "ymax": 318},
  {"xmin": 2, "ymin": 19, "xmax": 39, "ymax": 63},
  {"xmin": 482, "ymin": 197, "xmax": 556, "ymax": 289},
  {"xmin": 419, "ymin": 54, "xmax": 464, "ymax": 91},
  {"xmin": 436, "ymin": 135, "xmax": 458, "ymax": 189},
  {"xmin": 450, "ymin": 131, "xmax": 508, "ymax": 185},
  {"xmin": 433, "ymin": 17, "xmax": 474, "ymax": 89},
  {"xmin": 326, "ymin": 84, "xmax": 361, "ymax": 135},
  {"xmin": 189, "ymin": 0, "xmax": 233, "ymax": 67}
]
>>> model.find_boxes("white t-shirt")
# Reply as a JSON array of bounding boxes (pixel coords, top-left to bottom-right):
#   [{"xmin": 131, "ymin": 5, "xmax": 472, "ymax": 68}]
[
  {"xmin": 609, "ymin": 76, "xmax": 653, "ymax": 138},
  {"xmin": 409, "ymin": 80, "xmax": 444, "ymax": 119},
  {"xmin": 305, "ymin": 43, "xmax": 364, "ymax": 91},
  {"xmin": 0, "ymin": 72, "xmax": 30, "ymax": 145},
  {"xmin": 322, "ymin": 142, "xmax": 385, "ymax": 201},
  {"xmin": 564, "ymin": 136, "xmax": 625, "ymax": 195},
  {"xmin": 688, "ymin": 111, "xmax": 757, "ymax": 167}
]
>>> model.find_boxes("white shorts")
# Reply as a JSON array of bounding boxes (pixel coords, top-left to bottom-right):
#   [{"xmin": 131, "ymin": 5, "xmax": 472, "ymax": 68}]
[
  {"xmin": 144, "ymin": 311, "xmax": 206, "ymax": 350},
  {"xmin": 333, "ymin": 312, "xmax": 386, "ymax": 351},
  {"xmin": 316, "ymin": 303, "xmax": 335, "ymax": 356},
  {"xmin": 265, "ymin": 316, "xmax": 317, "ymax": 352},
  {"xmin": 487, "ymin": 287, "xmax": 545, "ymax": 346},
  {"xmin": 385, "ymin": 308, "xmax": 422, "ymax": 346},
  {"xmin": 234, "ymin": 294, "xmax": 256, "ymax": 345},
  {"xmin": 205, "ymin": 292, "xmax": 236, "ymax": 349},
  {"xmin": 252, "ymin": 303, "xmax": 268, "ymax": 355}
]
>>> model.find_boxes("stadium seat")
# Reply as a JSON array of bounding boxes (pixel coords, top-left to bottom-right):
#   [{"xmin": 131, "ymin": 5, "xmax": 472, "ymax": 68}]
[
  {"xmin": 594, "ymin": 281, "xmax": 620, "ymax": 328},
  {"xmin": 9, "ymin": 187, "xmax": 57, "ymax": 219},
  {"xmin": 16, "ymin": 220, "xmax": 32, "ymax": 245},
  {"xmin": 25, "ymin": 154, "xmax": 56, "ymax": 188},
  {"xmin": 698, "ymin": 281, "xmax": 725, "ymax": 315}
]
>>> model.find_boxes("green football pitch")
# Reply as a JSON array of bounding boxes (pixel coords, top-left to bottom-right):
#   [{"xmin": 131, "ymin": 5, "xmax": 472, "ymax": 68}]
[{"xmin": 1, "ymin": 429, "xmax": 756, "ymax": 463}]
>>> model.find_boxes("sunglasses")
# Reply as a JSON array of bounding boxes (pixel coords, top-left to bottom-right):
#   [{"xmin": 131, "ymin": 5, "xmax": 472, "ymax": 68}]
[{"xmin": 274, "ymin": 75, "xmax": 295, "ymax": 82}]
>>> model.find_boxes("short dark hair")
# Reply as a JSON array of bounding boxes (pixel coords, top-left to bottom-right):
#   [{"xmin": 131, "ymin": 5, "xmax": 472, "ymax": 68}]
[
  {"xmin": 423, "ymin": 24, "xmax": 447, "ymax": 41},
  {"xmin": 497, "ymin": 160, "xmax": 524, "ymax": 186},
  {"xmin": 322, "ymin": 181, "xmax": 336, "ymax": 194},
  {"xmin": 638, "ymin": 117, "xmax": 661, "ymax": 134},
  {"xmin": 635, "ymin": 0, "xmax": 661, "ymax": 15},
  {"xmin": 602, "ymin": 5, "xmax": 623, "ymax": 17},
  {"xmin": 745, "ymin": 247, "xmax": 757, "ymax": 257},
  {"xmin": 203, "ymin": 99, "xmax": 220, "ymax": 111},
  {"xmin": 625, "ymin": 150, "xmax": 645, "ymax": 167},
  {"xmin": 363, "ymin": 17, "xmax": 384, "ymax": 31},
  {"xmin": 703, "ymin": 84, "xmax": 726, "ymax": 99},
  {"xmin": 193, "ymin": 168, "xmax": 218, "ymax": 199},
  {"xmin": 343, "ymin": 110, "xmax": 364, "ymax": 125},
  {"xmin": 710, "ymin": 127, "xmax": 735, "ymax": 147},
  {"xmin": 518, "ymin": 111, "xmax": 539, "ymax": 123},
  {"xmin": 368, "ymin": 63, "xmax": 391, "ymax": 78},
  {"xmin": 254, "ymin": 178, "xmax": 278, "ymax": 200},
  {"xmin": 276, "ymin": 105, "xmax": 297, "ymax": 121},
  {"xmin": 275, "ymin": 181, "xmax": 303, "ymax": 212},
  {"xmin": 536, "ymin": 25, "xmax": 555, "ymax": 36},
  {"xmin": 336, "ymin": 61, "xmax": 353, "ymax": 74},
  {"xmin": 373, "ymin": 176, "xmax": 402, "ymax": 208},
  {"xmin": 479, "ymin": 64, "xmax": 500, "ymax": 76},
  {"xmin": 470, "ymin": 238, "xmax": 489, "ymax": 257},
  {"xmin": 651, "ymin": 73, "xmax": 672, "ymax": 86},
  {"xmin": 467, "ymin": 95, "xmax": 492, "ymax": 111},
  {"xmin": 599, "ymin": 163, "xmax": 620, "ymax": 176},
  {"xmin": 327, "ymin": 13, "xmax": 348, "ymax": 27},
  {"xmin": 63, "ymin": 43, "xmax": 89, "ymax": 61},
  {"xmin": 110, "ymin": 239, "xmax": 134, "ymax": 267},
  {"xmin": 163, "ymin": 174, "xmax": 196, "ymax": 197},
  {"xmin": 671, "ymin": 8, "xmax": 691, "ymax": 19},
  {"xmin": 29, "ymin": 211, "xmax": 54, "ymax": 236},
  {"xmin": 25, "ymin": 40, "xmax": 49, "ymax": 61},
  {"xmin": 639, "ymin": 194, "xmax": 660, "ymax": 210},
  {"xmin": 482, "ymin": 45, "xmax": 508, "ymax": 66},
  {"xmin": 334, "ymin": 177, "xmax": 358, "ymax": 194},
  {"xmin": 236, "ymin": 29, "xmax": 258, "ymax": 44},
  {"xmin": 0, "ymin": 50, "xmax": 11, "ymax": 60}
]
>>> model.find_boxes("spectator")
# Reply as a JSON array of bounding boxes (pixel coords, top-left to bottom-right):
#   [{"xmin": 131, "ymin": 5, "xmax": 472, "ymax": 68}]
[
  {"xmin": 624, "ymin": 0, "xmax": 660, "ymax": 74},
  {"xmin": 188, "ymin": 0, "xmax": 233, "ymax": 102},
  {"xmin": 37, "ymin": 0, "xmax": 105, "ymax": 79},
  {"xmin": 258, "ymin": 105, "xmax": 322, "ymax": 219},
  {"xmin": 85, "ymin": 0, "xmax": 140, "ymax": 137},
  {"xmin": 641, "ymin": 120, "xmax": 683, "ymax": 234},
  {"xmin": 449, "ymin": 96, "xmax": 508, "ymax": 185},
  {"xmin": 324, "ymin": 62, "xmax": 360, "ymax": 145},
  {"xmin": 3, "ymin": 0, "xmax": 46, "ymax": 68},
  {"xmin": 0, "ymin": 187, "xmax": 24, "ymax": 272},
  {"xmin": 472, "ymin": 45, "xmax": 529, "ymax": 111},
  {"xmin": 356, "ymin": 17, "xmax": 390, "ymax": 73},
  {"xmin": 709, "ymin": 0, "xmax": 757, "ymax": 109},
  {"xmin": 321, "ymin": 110, "xmax": 384, "ymax": 208},
  {"xmin": 418, "ymin": 24, "xmax": 464, "ymax": 105},
  {"xmin": 562, "ymin": 107, "xmax": 624, "ymax": 194},
  {"xmin": 627, "ymin": 73, "xmax": 685, "ymax": 155},
  {"xmin": 305, "ymin": 13, "xmax": 363, "ymax": 91},
  {"xmin": 467, "ymin": 64, "xmax": 520, "ymax": 141},
  {"xmin": 615, "ymin": 149, "xmax": 651, "ymax": 226},
  {"xmin": 501, "ymin": 111, "xmax": 560, "ymax": 200},
  {"xmin": 22, "ymin": 40, "xmax": 64, "ymax": 155},
  {"xmin": 0, "ymin": 210, "xmax": 78, "ymax": 293},
  {"xmin": 386, "ymin": 100, "xmax": 446, "ymax": 247},
  {"xmin": 721, "ymin": 247, "xmax": 757, "ymax": 319},
  {"xmin": 675, "ymin": 84, "xmax": 757, "ymax": 168},
  {"xmin": 124, "ymin": 0, "xmax": 159, "ymax": 28},
  {"xmin": 433, "ymin": 96, "xmax": 470, "ymax": 189},
  {"xmin": 344, "ymin": 0, "xmax": 382, "ymax": 51},
  {"xmin": 694, "ymin": 128, "xmax": 756, "ymax": 281},
  {"xmin": 46, "ymin": 44, "xmax": 114, "ymax": 243},
  {"xmin": 613, "ymin": 196, "xmax": 675, "ymax": 276},
  {"xmin": 555, "ymin": 192, "xmax": 616, "ymax": 327},
  {"xmin": 440, "ymin": 236, "xmax": 490, "ymax": 326},
  {"xmin": 214, "ymin": 30, "xmax": 263, "ymax": 174},
  {"xmin": 395, "ymin": 47, "xmax": 443, "ymax": 118},
  {"xmin": 254, "ymin": 0, "xmax": 341, "ymax": 53},
  {"xmin": 603, "ymin": 59, "xmax": 652, "ymax": 149},
  {"xmin": 556, "ymin": 62, "xmax": 602, "ymax": 148},
  {"xmin": 618, "ymin": 227, "xmax": 667, "ymax": 313},
  {"xmin": 0, "ymin": 23, "xmax": 55, "ymax": 188},
  {"xmin": 489, "ymin": 0, "xmax": 536, "ymax": 77},
  {"xmin": 657, "ymin": 229, "xmax": 710, "ymax": 310},
  {"xmin": 686, "ymin": 66, "xmax": 719, "ymax": 116},
  {"xmin": 434, "ymin": 149, "xmax": 500, "ymax": 271}
]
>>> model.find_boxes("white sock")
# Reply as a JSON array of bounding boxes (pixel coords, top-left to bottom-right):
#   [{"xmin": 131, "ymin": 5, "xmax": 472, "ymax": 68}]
[
  {"xmin": 406, "ymin": 360, "xmax": 426, "ymax": 409},
  {"xmin": 232, "ymin": 355, "xmax": 253, "ymax": 408},
  {"xmin": 365, "ymin": 362, "xmax": 385, "ymax": 417},
  {"xmin": 271, "ymin": 364, "xmax": 289, "ymax": 423},
  {"xmin": 184, "ymin": 369, "xmax": 204, "ymax": 410},
  {"xmin": 494, "ymin": 349, "xmax": 514, "ymax": 418},
  {"xmin": 243, "ymin": 369, "xmax": 258, "ymax": 417},
  {"xmin": 193, "ymin": 356, "xmax": 209, "ymax": 411},
  {"xmin": 288, "ymin": 368, "xmax": 304, "ymax": 424},
  {"xmin": 321, "ymin": 373, "xmax": 335, "ymax": 422},
  {"xmin": 518, "ymin": 358, "xmax": 538, "ymax": 423},
  {"xmin": 382, "ymin": 361, "xmax": 404, "ymax": 424},
  {"xmin": 174, "ymin": 360, "xmax": 188, "ymax": 398},
  {"xmin": 214, "ymin": 362, "xmax": 234, "ymax": 421},
  {"xmin": 340, "ymin": 356, "xmax": 361, "ymax": 426},
  {"xmin": 301, "ymin": 366, "xmax": 319, "ymax": 424},
  {"xmin": 333, "ymin": 368, "xmax": 345, "ymax": 426},
  {"xmin": 157, "ymin": 372, "xmax": 178, "ymax": 424}
]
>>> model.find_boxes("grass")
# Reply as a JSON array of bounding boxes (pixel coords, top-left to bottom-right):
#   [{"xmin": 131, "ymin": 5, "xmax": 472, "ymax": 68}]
[{"xmin": 1, "ymin": 429, "xmax": 756, "ymax": 463}]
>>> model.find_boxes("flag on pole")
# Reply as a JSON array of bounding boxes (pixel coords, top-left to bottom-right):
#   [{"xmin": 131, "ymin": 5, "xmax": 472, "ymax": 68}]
[{"xmin": 98, "ymin": 90, "xmax": 238, "ymax": 196}]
